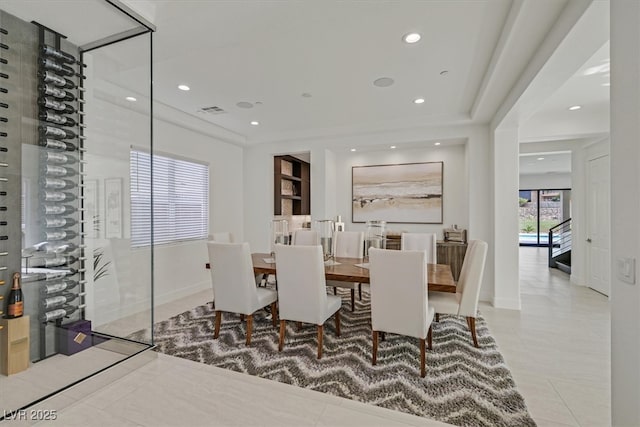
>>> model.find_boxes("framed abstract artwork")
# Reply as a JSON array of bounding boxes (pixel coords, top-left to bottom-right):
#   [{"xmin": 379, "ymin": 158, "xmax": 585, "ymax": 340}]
[{"xmin": 352, "ymin": 162, "xmax": 443, "ymax": 224}]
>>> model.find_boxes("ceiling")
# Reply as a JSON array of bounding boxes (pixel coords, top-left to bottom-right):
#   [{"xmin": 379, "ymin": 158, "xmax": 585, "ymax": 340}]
[{"xmin": 1, "ymin": 0, "xmax": 609, "ymax": 154}]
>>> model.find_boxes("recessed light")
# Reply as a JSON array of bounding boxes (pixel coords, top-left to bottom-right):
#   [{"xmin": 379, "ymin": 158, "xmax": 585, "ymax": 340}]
[
  {"xmin": 301, "ymin": 93, "xmax": 312, "ymax": 98},
  {"xmin": 568, "ymin": 105, "xmax": 581, "ymax": 111},
  {"xmin": 373, "ymin": 77, "xmax": 394, "ymax": 87},
  {"xmin": 236, "ymin": 101, "xmax": 253, "ymax": 109},
  {"xmin": 434, "ymin": 142, "xmax": 441, "ymax": 146},
  {"xmin": 440, "ymin": 70, "xmax": 449, "ymax": 76},
  {"xmin": 403, "ymin": 33, "xmax": 421, "ymax": 44},
  {"xmin": 250, "ymin": 121, "xmax": 259, "ymax": 126},
  {"xmin": 414, "ymin": 98, "xmax": 425, "ymax": 104},
  {"xmin": 350, "ymin": 148, "xmax": 356, "ymax": 152},
  {"xmin": 178, "ymin": 84, "xmax": 190, "ymax": 91},
  {"xmin": 390, "ymin": 146, "xmax": 396, "ymax": 149},
  {"xmin": 125, "ymin": 96, "xmax": 137, "ymax": 102},
  {"xmin": 537, "ymin": 157, "xmax": 545, "ymax": 161}
]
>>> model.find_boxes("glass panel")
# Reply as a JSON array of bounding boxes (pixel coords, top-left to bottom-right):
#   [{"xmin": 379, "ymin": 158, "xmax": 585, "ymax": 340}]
[
  {"xmin": 0, "ymin": 2, "xmax": 152, "ymax": 414},
  {"xmin": 518, "ymin": 190, "xmax": 537, "ymax": 245},
  {"xmin": 519, "ymin": 189, "xmax": 572, "ymax": 246}
]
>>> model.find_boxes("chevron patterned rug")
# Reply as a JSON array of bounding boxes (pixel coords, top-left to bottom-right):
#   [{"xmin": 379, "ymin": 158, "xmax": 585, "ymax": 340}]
[{"xmin": 129, "ymin": 289, "xmax": 535, "ymax": 427}]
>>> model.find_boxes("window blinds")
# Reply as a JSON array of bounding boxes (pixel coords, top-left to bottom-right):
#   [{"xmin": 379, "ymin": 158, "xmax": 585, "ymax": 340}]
[{"xmin": 130, "ymin": 150, "xmax": 209, "ymax": 247}]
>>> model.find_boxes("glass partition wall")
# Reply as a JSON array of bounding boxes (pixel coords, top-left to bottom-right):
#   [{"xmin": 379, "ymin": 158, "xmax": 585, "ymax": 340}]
[{"xmin": 0, "ymin": 1, "xmax": 154, "ymax": 415}]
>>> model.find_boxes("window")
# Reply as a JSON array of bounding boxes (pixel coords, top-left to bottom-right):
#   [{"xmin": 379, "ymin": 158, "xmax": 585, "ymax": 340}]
[{"xmin": 130, "ymin": 150, "xmax": 209, "ymax": 247}]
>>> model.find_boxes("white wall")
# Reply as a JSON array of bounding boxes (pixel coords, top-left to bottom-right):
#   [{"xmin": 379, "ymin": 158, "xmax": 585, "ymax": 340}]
[{"xmin": 519, "ymin": 172, "xmax": 571, "ymax": 190}]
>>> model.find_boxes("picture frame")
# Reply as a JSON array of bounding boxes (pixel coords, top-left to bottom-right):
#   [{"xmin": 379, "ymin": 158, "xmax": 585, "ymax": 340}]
[
  {"xmin": 104, "ymin": 178, "xmax": 123, "ymax": 238},
  {"xmin": 352, "ymin": 161, "xmax": 443, "ymax": 224},
  {"xmin": 84, "ymin": 179, "xmax": 99, "ymax": 238}
]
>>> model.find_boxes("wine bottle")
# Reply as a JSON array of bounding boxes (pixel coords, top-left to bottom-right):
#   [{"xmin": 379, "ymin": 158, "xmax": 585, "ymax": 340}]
[
  {"xmin": 39, "ymin": 57, "xmax": 79, "ymax": 78},
  {"xmin": 38, "ymin": 138, "xmax": 77, "ymax": 151},
  {"xmin": 38, "ymin": 97, "xmax": 76, "ymax": 114},
  {"xmin": 42, "ymin": 164, "xmax": 77, "ymax": 177},
  {"xmin": 6, "ymin": 273, "xmax": 24, "ymax": 318},
  {"xmin": 44, "ymin": 217, "xmax": 78, "ymax": 228},
  {"xmin": 40, "ymin": 177, "xmax": 75, "ymax": 189},
  {"xmin": 39, "ymin": 111, "xmax": 79, "ymax": 127},
  {"xmin": 39, "ymin": 125, "xmax": 80, "ymax": 140},
  {"xmin": 41, "ymin": 151, "xmax": 77, "ymax": 164},
  {"xmin": 40, "ymin": 190, "xmax": 77, "ymax": 202},
  {"xmin": 40, "ymin": 280, "xmax": 79, "ymax": 295},
  {"xmin": 41, "ymin": 44, "xmax": 81, "ymax": 66},
  {"xmin": 41, "ymin": 204, "xmax": 76, "ymax": 215},
  {"xmin": 42, "ymin": 230, "xmax": 78, "ymax": 241},
  {"xmin": 41, "ymin": 292, "xmax": 78, "ymax": 310},
  {"xmin": 39, "ymin": 84, "xmax": 84, "ymax": 103},
  {"xmin": 30, "ymin": 255, "xmax": 78, "ymax": 268},
  {"xmin": 41, "ymin": 305, "xmax": 79, "ymax": 322},
  {"xmin": 38, "ymin": 70, "xmax": 83, "ymax": 91},
  {"xmin": 35, "ymin": 242, "xmax": 82, "ymax": 254}
]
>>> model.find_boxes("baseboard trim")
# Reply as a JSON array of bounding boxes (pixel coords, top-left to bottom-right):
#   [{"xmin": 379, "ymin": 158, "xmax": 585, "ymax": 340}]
[{"xmin": 492, "ymin": 297, "xmax": 521, "ymax": 310}]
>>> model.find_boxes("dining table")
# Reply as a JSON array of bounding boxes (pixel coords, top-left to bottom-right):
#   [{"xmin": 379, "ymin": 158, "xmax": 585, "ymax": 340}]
[{"xmin": 250, "ymin": 252, "xmax": 457, "ymax": 293}]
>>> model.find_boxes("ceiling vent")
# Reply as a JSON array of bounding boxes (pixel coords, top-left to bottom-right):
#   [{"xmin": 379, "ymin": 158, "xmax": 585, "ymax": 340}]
[{"xmin": 199, "ymin": 106, "xmax": 227, "ymax": 114}]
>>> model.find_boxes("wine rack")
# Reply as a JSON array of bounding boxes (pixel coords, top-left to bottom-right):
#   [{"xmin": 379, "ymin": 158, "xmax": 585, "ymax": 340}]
[
  {"xmin": 31, "ymin": 23, "xmax": 86, "ymax": 359},
  {"xmin": 0, "ymin": 24, "xmax": 8, "ymax": 334}
]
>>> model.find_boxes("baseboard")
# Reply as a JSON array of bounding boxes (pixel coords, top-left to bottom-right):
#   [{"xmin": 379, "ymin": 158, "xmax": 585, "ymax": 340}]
[{"xmin": 492, "ymin": 297, "xmax": 521, "ymax": 310}]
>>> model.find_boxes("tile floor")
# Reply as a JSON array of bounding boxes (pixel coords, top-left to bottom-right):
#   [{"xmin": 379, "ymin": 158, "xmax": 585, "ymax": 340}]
[{"xmin": 5, "ymin": 246, "xmax": 610, "ymax": 426}]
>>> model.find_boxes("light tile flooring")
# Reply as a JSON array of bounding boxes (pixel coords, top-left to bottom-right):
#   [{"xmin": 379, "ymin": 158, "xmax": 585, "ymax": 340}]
[{"xmin": 7, "ymin": 246, "xmax": 610, "ymax": 426}]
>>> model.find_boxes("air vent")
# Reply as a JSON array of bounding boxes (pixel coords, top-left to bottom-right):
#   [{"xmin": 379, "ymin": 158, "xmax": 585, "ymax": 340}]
[{"xmin": 199, "ymin": 106, "xmax": 227, "ymax": 114}]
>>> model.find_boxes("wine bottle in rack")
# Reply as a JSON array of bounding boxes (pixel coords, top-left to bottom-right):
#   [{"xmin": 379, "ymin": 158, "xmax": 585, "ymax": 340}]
[
  {"xmin": 35, "ymin": 242, "xmax": 82, "ymax": 255},
  {"xmin": 39, "ymin": 58, "xmax": 82, "ymax": 78},
  {"xmin": 40, "ymin": 190, "xmax": 78, "ymax": 202},
  {"xmin": 40, "ymin": 177, "xmax": 75, "ymax": 189},
  {"xmin": 39, "ymin": 84, "xmax": 84, "ymax": 103},
  {"xmin": 37, "ymin": 70, "xmax": 84, "ymax": 91},
  {"xmin": 42, "ymin": 230, "xmax": 79, "ymax": 241},
  {"xmin": 43, "ymin": 217, "xmax": 78, "ymax": 228},
  {"xmin": 39, "ymin": 125, "xmax": 82, "ymax": 140},
  {"xmin": 30, "ymin": 256, "xmax": 78, "ymax": 268},
  {"xmin": 6, "ymin": 273, "xmax": 24, "ymax": 319},
  {"xmin": 38, "ymin": 97, "xmax": 76, "ymax": 114},
  {"xmin": 41, "ymin": 292, "xmax": 78, "ymax": 310},
  {"xmin": 38, "ymin": 138, "xmax": 77, "ymax": 152},
  {"xmin": 41, "ymin": 151, "xmax": 77, "ymax": 164},
  {"xmin": 40, "ymin": 44, "xmax": 83, "ymax": 66},
  {"xmin": 40, "ymin": 305, "xmax": 81, "ymax": 322},
  {"xmin": 39, "ymin": 111, "xmax": 80, "ymax": 127},
  {"xmin": 41, "ymin": 204, "xmax": 76, "ymax": 215},
  {"xmin": 40, "ymin": 280, "xmax": 80, "ymax": 295},
  {"xmin": 42, "ymin": 164, "xmax": 77, "ymax": 177}
]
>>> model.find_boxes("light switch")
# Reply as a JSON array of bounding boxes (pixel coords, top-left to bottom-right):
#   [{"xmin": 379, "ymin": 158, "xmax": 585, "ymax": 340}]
[{"xmin": 617, "ymin": 257, "xmax": 636, "ymax": 285}]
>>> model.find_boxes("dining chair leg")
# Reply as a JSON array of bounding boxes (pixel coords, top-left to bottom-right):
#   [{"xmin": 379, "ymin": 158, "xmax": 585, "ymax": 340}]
[
  {"xmin": 372, "ymin": 330, "xmax": 378, "ymax": 366},
  {"xmin": 427, "ymin": 325, "xmax": 433, "ymax": 350},
  {"xmin": 240, "ymin": 314, "xmax": 245, "ymax": 322},
  {"xmin": 358, "ymin": 283, "xmax": 362, "ymax": 300},
  {"xmin": 335, "ymin": 310, "xmax": 341, "ymax": 336},
  {"xmin": 420, "ymin": 338, "xmax": 426, "ymax": 378},
  {"xmin": 278, "ymin": 320, "xmax": 286, "ymax": 351},
  {"xmin": 333, "ymin": 287, "xmax": 337, "ymax": 295},
  {"xmin": 270, "ymin": 302, "xmax": 278, "ymax": 327},
  {"xmin": 350, "ymin": 289, "xmax": 355, "ymax": 312},
  {"xmin": 435, "ymin": 313, "xmax": 440, "ymax": 322},
  {"xmin": 214, "ymin": 311, "xmax": 222, "ymax": 339},
  {"xmin": 317, "ymin": 325, "xmax": 324, "ymax": 359},
  {"xmin": 381, "ymin": 332, "xmax": 386, "ymax": 341},
  {"xmin": 245, "ymin": 314, "xmax": 253, "ymax": 346},
  {"xmin": 467, "ymin": 316, "xmax": 479, "ymax": 348},
  {"xmin": 296, "ymin": 321, "xmax": 302, "ymax": 331}
]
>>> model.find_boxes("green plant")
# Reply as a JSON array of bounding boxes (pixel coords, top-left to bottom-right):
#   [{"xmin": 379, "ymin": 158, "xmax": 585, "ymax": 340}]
[
  {"xmin": 93, "ymin": 248, "xmax": 111, "ymax": 282},
  {"xmin": 522, "ymin": 224, "xmax": 535, "ymax": 233},
  {"xmin": 519, "ymin": 197, "xmax": 529, "ymax": 207}
]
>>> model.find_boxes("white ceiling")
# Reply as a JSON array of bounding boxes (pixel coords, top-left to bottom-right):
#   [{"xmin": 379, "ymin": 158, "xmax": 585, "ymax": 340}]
[
  {"xmin": 519, "ymin": 152, "xmax": 572, "ymax": 175},
  {"xmin": 2, "ymin": 0, "xmax": 609, "ymax": 155}
]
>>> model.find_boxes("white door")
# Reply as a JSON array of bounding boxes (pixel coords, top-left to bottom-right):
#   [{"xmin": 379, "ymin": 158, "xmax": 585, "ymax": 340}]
[{"xmin": 586, "ymin": 155, "xmax": 610, "ymax": 296}]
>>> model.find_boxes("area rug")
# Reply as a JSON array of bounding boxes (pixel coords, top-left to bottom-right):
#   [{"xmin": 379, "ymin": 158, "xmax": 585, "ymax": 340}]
[{"xmin": 129, "ymin": 289, "xmax": 535, "ymax": 427}]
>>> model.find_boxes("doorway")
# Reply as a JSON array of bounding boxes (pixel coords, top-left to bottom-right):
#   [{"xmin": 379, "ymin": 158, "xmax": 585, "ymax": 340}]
[{"xmin": 519, "ymin": 189, "xmax": 572, "ymax": 246}]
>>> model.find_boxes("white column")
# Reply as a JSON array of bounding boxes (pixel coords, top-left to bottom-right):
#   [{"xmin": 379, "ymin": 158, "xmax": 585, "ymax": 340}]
[
  {"xmin": 492, "ymin": 127, "xmax": 520, "ymax": 309},
  {"xmin": 309, "ymin": 148, "xmax": 337, "ymax": 220},
  {"xmin": 610, "ymin": 1, "xmax": 640, "ymax": 424}
]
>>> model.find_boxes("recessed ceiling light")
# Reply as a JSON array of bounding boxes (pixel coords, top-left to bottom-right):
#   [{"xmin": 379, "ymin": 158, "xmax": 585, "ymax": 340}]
[
  {"xmin": 440, "ymin": 70, "xmax": 449, "ymax": 76},
  {"xmin": 236, "ymin": 101, "xmax": 253, "ymax": 109},
  {"xmin": 414, "ymin": 98, "xmax": 425, "ymax": 104},
  {"xmin": 434, "ymin": 142, "xmax": 441, "ymax": 146},
  {"xmin": 373, "ymin": 77, "xmax": 394, "ymax": 87},
  {"xmin": 403, "ymin": 33, "xmax": 421, "ymax": 44},
  {"xmin": 178, "ymin": 84, "xmax": 190, "ymax": 91},
  {"xmin": 301, "ymin": 93, "xmax": 312, "ymax": 98},
  {"xmin": 390, "ymin": 146, "xmax": 396, "ymax": 149},
  {"xmin": 537, "ymin": 157, "xmax": 545, "ymax": 161},
  {"xmin": 125, "ymin": 96, "xmax": 137, "ymax": 102},
  {"xmin": 250, "ymin": 121, "xmax": 259, "ymax": 126},
  {"xmin": 350, "ymin": 148, "xmax": 356, "ymax": 152},
  {"xmin": 568, "ymin": 105, "xmax": 582, "ymax": 111}
]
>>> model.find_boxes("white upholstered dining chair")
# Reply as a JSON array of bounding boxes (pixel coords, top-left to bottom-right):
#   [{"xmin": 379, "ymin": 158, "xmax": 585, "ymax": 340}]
[
  {"xmin": 274, "ymin": 244, "xmax": 342, "ymax": 359},
  {"xmin": 428, "ymin": 240, "xmax": 488, "ymax": 347},
  {"xmin": 327, "ymin": 231, "xmax": 364, "ymax": 311},
  {"xmin": 401, "ymin": 232, "xmax": 437, "ymax": 264},
  {"xmin": 369, "ymin": 248, "xmax": 434, "ymax": 378},
  {"xmin": 209, "ymin": 232, "xmax": 233, "ymax": 243},
  {"xmin": 291, "ymin": 229, "xmax": 320, "ymax": 246},
  {"xmin": 207, "ymin": 242, "xmax": 278, "ymax": 346}
]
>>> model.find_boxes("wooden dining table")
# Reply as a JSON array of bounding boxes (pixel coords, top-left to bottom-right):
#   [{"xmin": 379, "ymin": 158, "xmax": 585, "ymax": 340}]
[{"xmin": 251, "ymin": 252, "xmax": 457, "ymax": 293}]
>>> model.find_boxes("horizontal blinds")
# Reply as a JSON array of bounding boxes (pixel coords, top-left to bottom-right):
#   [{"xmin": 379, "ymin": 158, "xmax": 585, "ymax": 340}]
[{"xmin": 130, "ymin": 150, "xmax": 209, "ymax": 247}]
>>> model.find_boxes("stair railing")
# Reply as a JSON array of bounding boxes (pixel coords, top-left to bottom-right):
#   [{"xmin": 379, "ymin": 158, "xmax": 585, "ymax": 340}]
[{"xmin": 548, "ymin": 218, "xmax": 571, "ymax": 267}]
